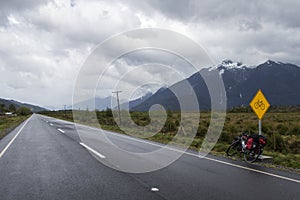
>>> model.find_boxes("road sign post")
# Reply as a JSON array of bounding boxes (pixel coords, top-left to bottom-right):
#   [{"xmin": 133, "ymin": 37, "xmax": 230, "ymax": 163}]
[
  {"xmin": 259, "ymin": 119, "xmax": 262, "ymax": 135},
  {"xmin": 250, "ymin": 89, "xmax": 270, "ymax": 135}
]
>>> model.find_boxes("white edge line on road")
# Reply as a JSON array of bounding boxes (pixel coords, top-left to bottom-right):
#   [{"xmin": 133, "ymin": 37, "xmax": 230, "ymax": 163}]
[
  {"xmin": 199, "ymin": 155, "xmax": 300, "ymax": 184},
  {"xmin": 79, "ymin": 124, "xmax": 300, "ymax": 184},
  {"xmin": 57, "ymin": 129, "xmax": 65, "ymax": 133},
  {"xmin": 39, "ymin": 115, "xmax": 300, "ymax": 184},
  {"xmin": 0, "ymin": 115, "xmax": 32, "ymax": 158},
  {"xmin": 79, "ymin": 142, "xmax": 106, "ymax": 159}
]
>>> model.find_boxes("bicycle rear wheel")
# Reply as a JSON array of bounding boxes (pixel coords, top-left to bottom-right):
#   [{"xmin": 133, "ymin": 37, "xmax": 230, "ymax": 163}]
[
  {"xmin": 244, "ymin": 148, "xmax": 261, "ymax": 163},
  {"xmin": 226, "ymin": 140, "xmax": 240, "ymax": 156}
]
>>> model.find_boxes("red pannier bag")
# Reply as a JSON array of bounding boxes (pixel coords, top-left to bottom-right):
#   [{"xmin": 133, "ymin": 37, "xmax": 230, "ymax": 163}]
[
  {"xmin": 246, "ymin": 137, "xmax": 253, "ymax": 149},
  {"xmin": 259, "ymin": 135, "xmax": 267, "ymax": 147}
]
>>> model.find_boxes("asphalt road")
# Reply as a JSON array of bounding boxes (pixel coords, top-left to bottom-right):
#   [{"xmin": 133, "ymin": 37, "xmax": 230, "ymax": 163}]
[{"xmin": 0, "ymin": 114, "xmax": 299, "ymax": 200}]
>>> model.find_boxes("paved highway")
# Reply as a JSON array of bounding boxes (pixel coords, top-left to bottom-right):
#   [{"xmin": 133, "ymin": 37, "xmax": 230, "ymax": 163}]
[{"xmin": 0, "ymin": 114, "xmax": 299, "ymax": 200}]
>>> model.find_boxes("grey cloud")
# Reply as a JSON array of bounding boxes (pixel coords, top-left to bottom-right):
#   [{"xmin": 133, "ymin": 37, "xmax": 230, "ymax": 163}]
[
  {"xmin": 0, "ymin": 0, "xmax": 49, "ymax": 10},
  {"xmin": 128, "ymin": 0, "xmax": 300, "ymax": 29},
  {"xmin": 126, "ymin": 0, "xmax": 300, "ymax": 66},
  {"xmin": 238, "ymin": 19, "xmax": 262, "ymax": 31},
  {"xmin": 1, "ymin": 0, "xmax": 300, "ymax": 108},
  {"xmin": 0, "ymin": 0, "xmax": 52, "ymax": 25}
]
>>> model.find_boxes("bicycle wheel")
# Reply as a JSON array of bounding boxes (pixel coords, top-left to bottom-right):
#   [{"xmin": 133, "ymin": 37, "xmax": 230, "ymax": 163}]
[
  {"xmin": 244, "ymin": 147, "xmax": 261, "ymax": 163},
  {"xmin": 226, "ymin": 140, "xmax": 240, "ymax": 156}
]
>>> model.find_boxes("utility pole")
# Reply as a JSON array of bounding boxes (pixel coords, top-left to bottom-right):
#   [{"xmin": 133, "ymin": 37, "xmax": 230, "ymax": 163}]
[
  {"xmin": 63, "ymin": 105, "xmax": 67, "ymax": 117},
  {"xmin": 112, "ymin": 90, "xmax": 122, "ymax": 125}
]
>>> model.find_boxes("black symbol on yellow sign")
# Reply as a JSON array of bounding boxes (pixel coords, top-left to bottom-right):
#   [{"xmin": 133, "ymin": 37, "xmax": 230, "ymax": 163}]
[{"xmin": 254, "ymin": 99, "xmax": 265, "ymax": 110}]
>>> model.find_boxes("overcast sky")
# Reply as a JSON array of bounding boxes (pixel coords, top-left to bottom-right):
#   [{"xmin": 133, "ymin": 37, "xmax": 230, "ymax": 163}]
[{"xmin": 1, "ymin": 0, "xmax": 300, "ymax": 109}]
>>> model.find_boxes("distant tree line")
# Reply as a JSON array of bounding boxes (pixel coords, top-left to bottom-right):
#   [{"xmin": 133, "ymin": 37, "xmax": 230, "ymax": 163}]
[
  {"xmin": 0, "ymin": 104, "xmax": 32, "ymax": 116},
  {"xmin": 230, "ymin": 105, "xmax": 300, "ymax": 113}
]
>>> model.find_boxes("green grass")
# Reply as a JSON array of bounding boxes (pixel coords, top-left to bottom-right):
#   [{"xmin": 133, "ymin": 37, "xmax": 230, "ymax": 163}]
[
  {"xmin": 39, "ymin": 109, "xmax": 300, "ymax": 170},
  {"xmin": 0, "ymin": 115, "xmax": 31, "ymax": 139}
]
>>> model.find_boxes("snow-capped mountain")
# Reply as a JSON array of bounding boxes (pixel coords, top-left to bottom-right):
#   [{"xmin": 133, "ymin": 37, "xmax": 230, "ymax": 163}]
[
  {"xmin": 132, "ymin": 60, "xmax": 300, "ymax": 111},
  {"xmin": 209, "ymin": 59, "xmax": 247, "ymax": 74}
]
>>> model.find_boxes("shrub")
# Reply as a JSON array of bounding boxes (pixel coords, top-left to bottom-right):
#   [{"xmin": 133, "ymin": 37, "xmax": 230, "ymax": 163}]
[
  {"xmin": 105, "ymin": 108, "xmax": 113, "ymax": 117},
  {"xmin": 289, "ymin": 140, "xmax": 300, "ymax": 154},
  {"xmin": 9, "ymin": 104, "xmax": 16, "ymax": 112},
  {"xmin": 291, "ymin": 126, "xmax": 300, "ymax": 135},
  {"xmin": 197, "ymin": 126, "xmax": 207, "ymax": 137},
  {"xmin": 262, "ymin": 124, "xmax": 272, "ymax": 135},
  {"xmin": 271, "ymin": 133, "xmax": 286, "ymax": 152},
  {"xmin": 228, "ymin": 125, "xmax": 239, "ymax": 133},
  {"xmin": 219, "ymin": 131, "xmax": 230, "ymax": 143},
  {"xmin": 276, "ymin": 124, "xmax": 289, "ymax": 135},
  {"xmin": 17, "ymin": 107, "xmax": 32, "ymax": 116},
  {"xmin": 162, "ymin": 119, "xmax": 177, "ymax": 132}
]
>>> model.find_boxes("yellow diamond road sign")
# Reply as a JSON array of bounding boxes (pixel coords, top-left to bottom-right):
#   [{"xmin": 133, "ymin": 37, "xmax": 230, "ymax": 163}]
[{"xmin": 250, "ymin": 89, "xmax": 270, "ymax": 119}]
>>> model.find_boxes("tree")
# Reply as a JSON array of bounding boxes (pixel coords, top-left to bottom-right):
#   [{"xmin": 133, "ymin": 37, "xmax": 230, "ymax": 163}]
[
  {"xmin": 9, "ymin": 104, "xmax": 16, "ymax": 112},
  {"xmin": 0, "ymin": 104, "xmax": 6, "ymax": 113},
  {"xmin": 17, "ymin": 107, "xmax": 32, "ymax": 116},
  {"xmin": 105, "ymin": 108, "xmax": 113, "ymax": 117}
]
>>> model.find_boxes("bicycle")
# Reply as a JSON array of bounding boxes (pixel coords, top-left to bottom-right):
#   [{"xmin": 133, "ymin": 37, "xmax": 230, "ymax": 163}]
[
  {"xmin": 254, "ymin": 99, "xmax": 265, "ymax": 110},
  {"xmin": 226, "ymin": 133, "xmax": 267, "ymax": 163}
]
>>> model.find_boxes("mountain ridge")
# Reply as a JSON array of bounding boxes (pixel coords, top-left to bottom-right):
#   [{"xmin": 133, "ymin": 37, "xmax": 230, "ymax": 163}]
[
  {"xmin": 131, "ymin": 60, "xmax": 300, "ymax": 111},
  {"xmin": 0, "ymin": 98, "xmax": 47, "ymax": 113}
]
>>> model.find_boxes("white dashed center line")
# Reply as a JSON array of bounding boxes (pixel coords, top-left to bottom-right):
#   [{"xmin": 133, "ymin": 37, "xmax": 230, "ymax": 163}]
[
  {"xmin": 79, "ymin": 143, "xmax": 106, "ymax": 159},
  {"xmin": 57, "ymin": 129, "xmax": 65, "ymax": 133},
  {"xmin": 151, "ymin": 188, "xmax": 159, "ymax": 192}
]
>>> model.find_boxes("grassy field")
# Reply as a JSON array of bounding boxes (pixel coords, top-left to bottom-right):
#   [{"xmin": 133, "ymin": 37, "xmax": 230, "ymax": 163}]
[
  {"xmin": 40, "ymin": 108, "xmax": 300, "ymax": 170},
  {"xmin": 0, "ymin": 115, "xmax": 31, "ymax": 139}
]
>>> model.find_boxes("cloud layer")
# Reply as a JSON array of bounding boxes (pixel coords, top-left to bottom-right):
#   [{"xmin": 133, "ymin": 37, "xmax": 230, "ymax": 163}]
[{"xmin": 1, "ymin": 0, "xmax": 299, "ymax": 108}]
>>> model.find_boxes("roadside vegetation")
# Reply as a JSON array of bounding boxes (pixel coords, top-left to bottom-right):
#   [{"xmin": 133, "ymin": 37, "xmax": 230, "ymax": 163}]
[
  {"xmin": 39, "ymin": 106, "xmax": 300, "ymax": 170},
  {"xmin": 0, "ymin": 104, "xmax": 32, "ymax": 139}
]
